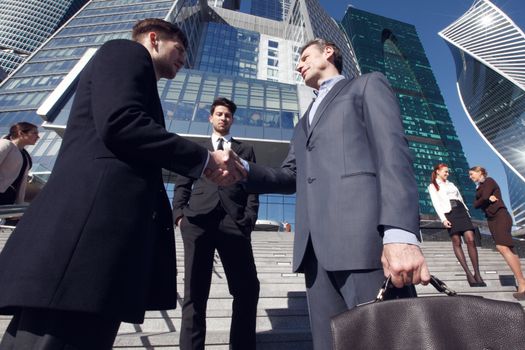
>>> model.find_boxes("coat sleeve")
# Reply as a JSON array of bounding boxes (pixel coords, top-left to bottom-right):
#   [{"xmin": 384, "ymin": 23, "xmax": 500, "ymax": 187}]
[
  {"xmin": 0, "ymin": 139, "xmax": 11, "ymax": 166},
  {"xmin": 243, "ymin": 145, "xmax": 260, "ymax": 227},
  {"xmin": 245, "ymin": 139, "xmax": 297, "ymax": 195},
  {"xmin": 473, "ymin": 178, "xmax": 495, "ymax": 209},
  {"xmin": 361, "ymin": 72, "xmax": 420, "ymax": 237},
  {"xmin": 90, "ymin": 40, "xmax": 208, "ymax": 179},
  {"xmin": 171, "ymin": 173, "xmax": 195, "ymax": 224}
]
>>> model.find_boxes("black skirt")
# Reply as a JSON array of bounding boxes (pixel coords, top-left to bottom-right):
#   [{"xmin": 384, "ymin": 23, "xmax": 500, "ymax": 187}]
[{"xmin": 445, "ymin": 200, "xmax": 474, "ymax": 235}]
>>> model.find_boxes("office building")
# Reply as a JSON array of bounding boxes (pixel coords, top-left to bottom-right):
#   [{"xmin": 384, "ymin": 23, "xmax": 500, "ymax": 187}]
[
  {"xmin": 0, "ymin": 0, "xmax": 361, "ymax": 228},
  {"xmin": 0, "ymin": 0, "xmax": 89, "ymax": 74},
  {"xmin": 250, "ymin": 0, "xmax": 291, "ymax": 21},
  {"xmin": 439, "ymin": 0, "xmax": 525, "ymax": 225},
  {"xmin": 341, "ymin": 6, "xmax": 481, "ymax": 218}
]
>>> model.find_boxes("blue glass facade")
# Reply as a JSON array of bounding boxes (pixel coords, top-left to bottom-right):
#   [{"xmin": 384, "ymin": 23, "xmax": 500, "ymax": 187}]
[
  {"xmin": 505, "ymin": 164, "xmax": 525, "ymax": 226},
  {"xmin": 341, "ymin": 7, "xmax": 481, "ymax": 219},
  {"xmin": 250, "ymin": 0, "xmax": 285, "ymax": 21},
  {"xmin": 0, "ymin": 0, "xmax": 89, "ymax": 73},
  {"xmin": 196, "ymin": 23, "xmax": 260, "ymax": 79},
  {"xmin": 0, "ymin": 0, "xmax": 313, "ymax": 228}
]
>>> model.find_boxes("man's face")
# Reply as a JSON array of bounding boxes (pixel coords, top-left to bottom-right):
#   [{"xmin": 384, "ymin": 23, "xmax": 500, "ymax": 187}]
[
  {"xmin": 151, "ymin": 35, "xmax": 186, "ymax": 80},
  {"xmin": 209, "ymin": 105, "xmax": 234, "ymax": 136},
  {"xmin": 296, "ymin": 44, "xmax": 332, "ymax": 89}
]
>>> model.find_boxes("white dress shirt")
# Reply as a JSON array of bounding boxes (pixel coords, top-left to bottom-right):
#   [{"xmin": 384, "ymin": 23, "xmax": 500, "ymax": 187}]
[{"xmin": 212, "ymin": 134, "xmax": 231, "ymax": 151}]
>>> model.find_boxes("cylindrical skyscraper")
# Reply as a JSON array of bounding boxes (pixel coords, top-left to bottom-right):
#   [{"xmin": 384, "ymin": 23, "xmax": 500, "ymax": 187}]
[{"xmin": 440, "ymin": 0, "xmax": 525, "ymax": 226}]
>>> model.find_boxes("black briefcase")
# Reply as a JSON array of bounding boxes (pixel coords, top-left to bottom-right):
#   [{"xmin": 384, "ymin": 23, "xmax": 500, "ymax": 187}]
[{"xmin": 331, "ymin": 276, "xmax": 525, "ymax": 350}]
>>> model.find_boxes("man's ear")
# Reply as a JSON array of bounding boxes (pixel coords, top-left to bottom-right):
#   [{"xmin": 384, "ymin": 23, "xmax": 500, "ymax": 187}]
[
  {"xmin": 148, "ymin": 32, "xmax": 158, "ymax": 47},
  {"xmin": 323, "ymin": 46, "xmax": 334, "ymax": 62}
]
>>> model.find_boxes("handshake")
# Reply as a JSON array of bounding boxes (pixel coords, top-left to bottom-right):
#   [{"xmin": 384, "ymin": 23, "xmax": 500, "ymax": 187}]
[{"xmin": 204, "ymin": 149, "xmax": 247, "ymax": 186}]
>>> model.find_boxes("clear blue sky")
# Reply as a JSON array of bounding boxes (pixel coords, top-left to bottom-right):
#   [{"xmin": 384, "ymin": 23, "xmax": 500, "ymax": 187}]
[
  {"xmin": 322, "ymin": 1, "xmax": 525, "ymax": 208},
  {"xmin": 241, "ymin": 0, "xmax": 525, "ymax": 207}
]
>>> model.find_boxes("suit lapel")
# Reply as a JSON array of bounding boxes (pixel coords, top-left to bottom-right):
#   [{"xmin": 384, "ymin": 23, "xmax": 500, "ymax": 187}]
[
  {"xmin": 206, "ymin": 138, "xmax": 214, "ymax": 151},
  {"xmin": 302, "ymin": 100, "xmax": 314, "ymax": 136},
  {"xmin": 308, "ymin": 79, "xmax": 351, "ymax": 140},
  {"xmin": 230, "ymin": 138, "xmax": 241, "ymax": 154}
]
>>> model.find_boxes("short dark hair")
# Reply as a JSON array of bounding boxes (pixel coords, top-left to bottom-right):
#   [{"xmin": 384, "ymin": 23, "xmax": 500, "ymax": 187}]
[
  {"xmin": 300, "ymin": 38, "xmax": 343, "ymax": 74},
  {"xmin": 211, "ymin": 97, "xmax": 237, "ymax": 115},
  {"xmin": 132, "ymin": 18, "xmax": 188, "ymax": 49},
  {"xmin": 4, "ymin": 122, "xmax": 38, "ymax": 140}
]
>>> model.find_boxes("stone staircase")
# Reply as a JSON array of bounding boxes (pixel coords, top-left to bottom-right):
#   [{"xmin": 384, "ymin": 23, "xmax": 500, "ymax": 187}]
[{"xmin": 1, "ymin": 227, "xmax": 524, "ymax": 349}]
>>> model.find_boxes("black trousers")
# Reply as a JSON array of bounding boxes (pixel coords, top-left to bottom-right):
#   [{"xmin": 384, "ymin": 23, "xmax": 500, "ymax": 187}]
[
  {"xmin": 0, "ymin": 307, "xmax": 120, "ymax": 350},
  {"xmin": 179, "ymin": 209, "xmax": 260, "ymax": 350}
]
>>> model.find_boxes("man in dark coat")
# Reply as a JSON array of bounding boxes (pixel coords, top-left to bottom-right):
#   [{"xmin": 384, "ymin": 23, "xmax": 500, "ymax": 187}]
[
  {"xmin": 0, "ymin": 19, "xmax": 242, "ymax": 349},
  {"xmin": 173, "ymin": 97, "xmax": 260, "ymax": 350}
]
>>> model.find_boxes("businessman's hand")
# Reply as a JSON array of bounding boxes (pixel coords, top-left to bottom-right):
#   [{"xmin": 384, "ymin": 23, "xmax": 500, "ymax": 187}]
[
  {"xmin": 205, "ymin": 149, "xmax": 247, "ymax": 186},
  {"xmin": 381, "ymin": 243, "xmax": 430, "ymax": 288}
]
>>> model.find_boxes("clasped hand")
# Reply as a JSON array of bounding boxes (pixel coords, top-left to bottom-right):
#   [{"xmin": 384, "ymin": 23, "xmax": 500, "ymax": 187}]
[{"xmin": 204, "ymin": 149, "xmax": 247, "ymax": 186}]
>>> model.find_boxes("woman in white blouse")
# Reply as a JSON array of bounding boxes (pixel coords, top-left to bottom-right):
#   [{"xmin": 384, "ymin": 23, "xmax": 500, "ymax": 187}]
[{"xmin": 428, "ymin": 163, "xmax": 485, "ymax": 287}]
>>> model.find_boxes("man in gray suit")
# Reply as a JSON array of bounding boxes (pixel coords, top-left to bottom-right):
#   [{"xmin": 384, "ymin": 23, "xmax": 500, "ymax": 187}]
[{"xmin": 241, "ymin": 38, "xmax": 430, "ymax": 349}]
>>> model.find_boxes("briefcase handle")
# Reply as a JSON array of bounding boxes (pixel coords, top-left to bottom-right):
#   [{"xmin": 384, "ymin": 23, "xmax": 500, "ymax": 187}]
[{"xmin": 376, "ymin": 275, "xmax": 457, "ymax": 302}]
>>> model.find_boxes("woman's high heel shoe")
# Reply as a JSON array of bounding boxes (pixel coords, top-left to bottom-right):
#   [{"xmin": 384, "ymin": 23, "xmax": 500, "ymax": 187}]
[{"xmin": 468, "ymin": 281, "xmax": 486, "ymax": 287}]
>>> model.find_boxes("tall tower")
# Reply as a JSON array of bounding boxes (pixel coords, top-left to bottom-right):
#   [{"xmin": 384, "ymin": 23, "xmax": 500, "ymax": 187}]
[
  {"xmin": 250, "ymin": 0, "xmax": 291, "ymax": 21},
  {"xmin": 439, "ymin": 0, "xmax": 525, "ymax": 225},
  {"xmin": 0, "ymin": 0, "xmax": 89, "ymax": 74},
  {"xmin": 341, "ymin": 7, "xmax": 480, "ymax": 219}
]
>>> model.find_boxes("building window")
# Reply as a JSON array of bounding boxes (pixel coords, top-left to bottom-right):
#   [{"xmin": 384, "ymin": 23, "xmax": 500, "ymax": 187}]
[{"xmin": 268, "ymin": 40, "xmax": 279, "ymax": 48}]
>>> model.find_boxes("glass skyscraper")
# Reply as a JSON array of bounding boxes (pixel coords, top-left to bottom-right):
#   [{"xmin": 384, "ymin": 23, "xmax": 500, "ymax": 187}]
[
  {"xmin": 439, "ymin": 0, "xmax": 525, "ymax": 226},
  {"xmin": 250, "ymin": 0, "xmax": 291, "ymax": 21},
  {"xmin": 341, "ymin": 7, "xmax": 481, "ymax": 219},
  {"xmin": 0, "ymin": 0, "xmax": 361, "ymax": 228},
  {"xmin": 0, "ymin": 0, "xmax": 89, "ymax": 74}
]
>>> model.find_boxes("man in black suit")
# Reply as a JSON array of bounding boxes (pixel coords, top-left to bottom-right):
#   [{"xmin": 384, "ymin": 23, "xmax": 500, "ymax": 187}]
[
  {"xmin": 173, "ymin": 97, "xmax": 260, "ymax": 350},
  {"xmin": 0, "ymin": 19, "xmax": 243, "ymax": 349}
]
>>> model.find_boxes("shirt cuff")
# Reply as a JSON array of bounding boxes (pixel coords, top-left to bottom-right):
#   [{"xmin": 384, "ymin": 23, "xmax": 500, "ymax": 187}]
[
  {"xmin": 240, "ymin": 158, "xmax": 250, "ymax": 172},
  {"xmin": 383, "ymin": 226, "xmax": 420, "ymax": 246}
]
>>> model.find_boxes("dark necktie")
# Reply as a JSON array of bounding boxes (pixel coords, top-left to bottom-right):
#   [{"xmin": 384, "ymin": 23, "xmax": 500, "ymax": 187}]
[{"xmin": 217, "ymin": 137, "xmax": 224, "ymax": 150}]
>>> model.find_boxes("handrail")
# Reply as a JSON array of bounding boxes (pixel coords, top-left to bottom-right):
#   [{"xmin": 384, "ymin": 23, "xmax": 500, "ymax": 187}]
[{"xmin": 0, "ymin": 204, "xmax": 29, "ymax": 219}]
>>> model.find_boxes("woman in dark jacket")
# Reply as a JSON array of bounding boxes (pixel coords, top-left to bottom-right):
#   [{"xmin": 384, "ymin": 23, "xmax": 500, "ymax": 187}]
[{"xmin": 469, "ymin": 166, "xmax": 525, "ymax": 300}]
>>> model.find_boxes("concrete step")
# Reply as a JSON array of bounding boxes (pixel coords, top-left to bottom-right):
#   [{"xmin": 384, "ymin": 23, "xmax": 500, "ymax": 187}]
[
  {"xmin": 113, "ymin": 329, "xmax": 312, "ymax": 349},
  {"xmin": 2, "ymin": 228, "xmax": 525, "ymax": 349}
]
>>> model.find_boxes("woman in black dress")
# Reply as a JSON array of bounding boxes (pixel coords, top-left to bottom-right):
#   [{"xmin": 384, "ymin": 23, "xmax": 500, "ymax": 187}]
[
  {"xmin": 428, "ymin": 163, "xmax": 485, "ymax": 287},
  {"xmin": 469, "ymin": 166, "xmax": 525, "ymax": 300}
]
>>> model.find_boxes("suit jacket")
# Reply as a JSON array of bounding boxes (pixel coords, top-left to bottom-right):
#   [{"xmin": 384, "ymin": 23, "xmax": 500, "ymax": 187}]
[
  {"xmin": 473, "ymin": 177, "xmax": 507, "ymax": 218},
  {"xmin": 245, "ymin": 72, "xmax": 420, "ymax": 272},
  {"xmin": 0, "ymin": 40, "xmax": 209, "ymax": 323},
  {"xmin": 427, "ymin": 182, "xmax": 469, "ymax": 223},
  {"xmin": 173, "ymin": 138, "xmax": 259, "ymax": 234}
]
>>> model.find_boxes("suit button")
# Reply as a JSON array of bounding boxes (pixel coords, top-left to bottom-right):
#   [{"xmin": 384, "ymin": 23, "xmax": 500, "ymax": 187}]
[
  {"xmin": 152, "ymin": 211, "xmax": 157, "ymax": 220},
  {"xmin": 307, "ymin": 177, "xmax": 315, "ymax": 184},
  {"xmin": 307, "ymin": 145, "xmax": 315, "ymax": 151}
]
